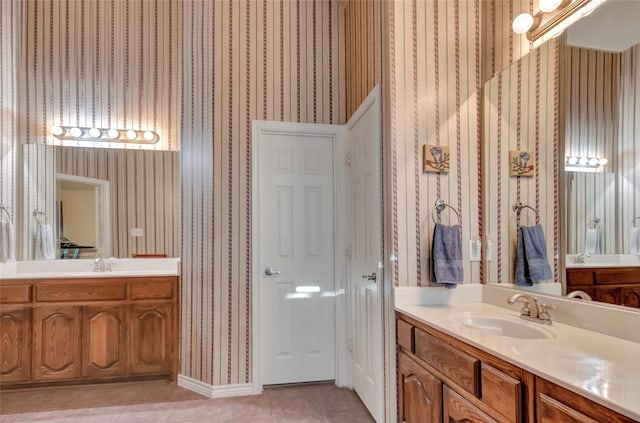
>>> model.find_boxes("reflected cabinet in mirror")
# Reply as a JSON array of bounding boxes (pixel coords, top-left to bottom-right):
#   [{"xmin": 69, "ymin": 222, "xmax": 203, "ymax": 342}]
[
  {"xmin": 19, "ymin": 144, "xmax": 180, "ymax": 260},
  {"xmin": 483, "ymin": 0, "xmax": 640, "ymax": 310}
]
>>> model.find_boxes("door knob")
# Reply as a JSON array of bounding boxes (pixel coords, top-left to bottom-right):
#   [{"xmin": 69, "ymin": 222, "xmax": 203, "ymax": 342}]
[
  {"xmin": 362, "ymin": 272, "xmax": 376, "ymax": 281},
  {"xmin": 265, "ymin": 265, "xmax": 282, "ymax": 276}
]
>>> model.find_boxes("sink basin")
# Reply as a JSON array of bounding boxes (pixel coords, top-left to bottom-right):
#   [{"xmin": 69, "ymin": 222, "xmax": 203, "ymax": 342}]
[{"xmin": 452, "ymin": 312, "xmax": 554, "ymax": 340}]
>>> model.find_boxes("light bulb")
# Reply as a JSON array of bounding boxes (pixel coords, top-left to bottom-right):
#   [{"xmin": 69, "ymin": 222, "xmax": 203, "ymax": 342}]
[
  {"xmin": 512, "ymin": 13, "xmax": 534, "ymax": 34},
  {"xmin": 107, "ymin": 129, "xmax": 120, "ymax": 139},
  {"xmin": 51, "ymin": 125, "xmax": 64, "ymax": 136},
  {"xmin": 69, "ymin": 127, "xmax": 83, "ymax": 138},
  {"xmin": 567, "ymin": 156, "xmax": 578, "ymax": 165},
  {"xmin": 539, "ymin": 0, "xmax": 562, "ymax": 13},
  {"xmin": 143, "ymin": 131, "xmax": 155, "ymax": 141},
  {"xmin": 588, "ymin": 158, "xmax": 599, "ymax": 166},
  {"xmin": 598, "ymin": 158, "xmax": 608, "ymax": 166},
  {"xmin": 578, "ymin": 157, "xmax": 589, "ymax": 165},
  {"xmin": 126, "ymin": 130, "xmax": 137, "ymax": 140},
  {"xmin": 88, "ymin": 128, "xmax": 101, "ymax": 138}
]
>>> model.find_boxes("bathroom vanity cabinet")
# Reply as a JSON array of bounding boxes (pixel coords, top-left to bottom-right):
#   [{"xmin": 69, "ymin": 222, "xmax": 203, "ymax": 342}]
[
  {"xmin": 566, "ymin": 267, "xmax": 640, "ymax": 308},
  {"xmin": 0, "ymin": 276, "xmax": 178, "ymax": 387},
  {"xmin": 397, "ymin": 312, "xmax": 637, "ymax": 423}
]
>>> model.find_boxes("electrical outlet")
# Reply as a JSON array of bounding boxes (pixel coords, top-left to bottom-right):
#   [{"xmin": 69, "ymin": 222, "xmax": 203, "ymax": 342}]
[{"xmin": 130, "ymin": 228, "xmax": 144, "ymax": 237}]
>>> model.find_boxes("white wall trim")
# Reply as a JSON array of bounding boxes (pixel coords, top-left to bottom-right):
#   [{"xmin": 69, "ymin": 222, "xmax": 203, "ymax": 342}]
[
  {"xmin": 177, "ymin": 375, "xmax": 262, "ymax": 399},
  {"xmin": 251, "ymin": 120, "xmax": 348, "ymax": 393}
]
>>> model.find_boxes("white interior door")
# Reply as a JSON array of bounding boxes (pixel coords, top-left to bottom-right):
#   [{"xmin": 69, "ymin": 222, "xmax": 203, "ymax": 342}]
[
  {"xmin": 348, "ymin": 87, "xmax": 382, "ymax": 421},
  {"xmin": 258, "ymin": 128, "xmax": 336, "ymax": 385}
]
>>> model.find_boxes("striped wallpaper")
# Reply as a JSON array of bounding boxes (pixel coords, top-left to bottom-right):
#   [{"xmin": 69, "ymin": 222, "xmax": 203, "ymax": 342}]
[
  {"xmin": 0, "ymin": 0, "xmax": 17, "ymax": 228},
  {"xmin": 56, "ymin": 147, "xmax": 180, "ymax": 259},
  {"xmin": 563, "ymin": 46, "xmax": 620, "ymax": 254},
  {"xmin": 18, "ymin": 0, "xmax": 180, "ymax": 150},
  {"xmin": 617, "ymin": 43, "xmax": 640, "ymax": 254},
  {"xmin": 484, "ymin": 39, "xmax": 560, "ymax": 285},
  {"xmin": 179, "ymin": 0, "xmax": 346, "ymax": 386},
  {"xmin": 388, "ymin": 0, "xmax": 482, "ymax": 287}
]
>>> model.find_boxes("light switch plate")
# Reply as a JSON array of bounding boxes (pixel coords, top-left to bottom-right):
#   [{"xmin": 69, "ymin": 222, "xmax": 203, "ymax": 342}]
[
  {"xmin": 469, "ymin": 240, "xmax": 481, "ymax": 261},
  {"xmin": 130, "ymin": 228, "xmax": 144, "ymax": 237}
]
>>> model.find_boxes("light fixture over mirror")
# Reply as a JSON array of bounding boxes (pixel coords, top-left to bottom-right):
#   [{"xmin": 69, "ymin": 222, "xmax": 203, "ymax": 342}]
[
  {"xmin": 51, "ymin": 125, "xmax": 160, "ymax": 145},
  {"xmin": 512, "ymin": 0, "xmax": 607, "ymax": 46}
]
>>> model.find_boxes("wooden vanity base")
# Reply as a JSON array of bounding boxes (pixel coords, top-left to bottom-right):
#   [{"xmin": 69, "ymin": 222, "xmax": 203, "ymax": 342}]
[{"xmin": 0, "ymin": 276, "xmax": 179, "ymax": 388}]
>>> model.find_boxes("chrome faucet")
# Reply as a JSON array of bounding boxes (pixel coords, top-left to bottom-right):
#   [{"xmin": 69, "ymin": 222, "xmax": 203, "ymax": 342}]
[
  {"xmin": 573, "ymin": 253, "xmax": 591, "ymax": 264},
  {"xmin": 91, "ymin": 258, "xmax": 112, "ymax": 272},
  {"xmin": 507, "ymin": 293, "xmax": 555, "ymax": 325},
  {"xmin": 567, "ymin": 290, "xmax": 592, "ymax": 301}
]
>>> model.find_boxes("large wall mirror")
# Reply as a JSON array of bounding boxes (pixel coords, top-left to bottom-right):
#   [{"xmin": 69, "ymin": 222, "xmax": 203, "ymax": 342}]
[
  {"xmin": 483, "ymin": 0, "xmax": 640, "ymax": 309},
  {"xmin": 19, "ymin": 144, "xmax": 179, "ymax": 260}
]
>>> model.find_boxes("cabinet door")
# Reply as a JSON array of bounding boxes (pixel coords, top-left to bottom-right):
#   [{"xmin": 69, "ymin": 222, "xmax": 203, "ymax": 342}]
[
  {"xmin": 82, "ymin": 306, "xmax": 128, "ymax": 377},
  {"xmin": 0, "ymin": 308, "xmax": 30, "ymax": 383},
  {"xmin": 33, "ymin": 306, "xmax": 82, "ymax": 380},
  {"xmin": 621, "ymin": 287, "xmax": 640, "ymax": 308},
  {"xmin": 398, "ymin": 352, "xmax": 442, "ymax": 423},
  {"xmin": 443, "ymin": 386, "xmax": 498, "ymax": 423},
  {"xmin": 538, "ymin": 393, "xmax": 599, "ymax": 423},
  {"xmin": 595, "ymin": 286, "xmax": 622, "ymax": 305},
  {"xmin": 130, "ymin": 303, "xmax": 173, "ymax": 374}
]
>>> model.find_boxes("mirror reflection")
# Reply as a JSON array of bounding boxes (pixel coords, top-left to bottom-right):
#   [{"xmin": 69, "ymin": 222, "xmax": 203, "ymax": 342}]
[
  {"xmin": 20, "ymin": 145, "xmax": 179, "ymax": 260},
  {"xmin": 484, "ymin": 0, "xmax": 640, "ymax": 310}
]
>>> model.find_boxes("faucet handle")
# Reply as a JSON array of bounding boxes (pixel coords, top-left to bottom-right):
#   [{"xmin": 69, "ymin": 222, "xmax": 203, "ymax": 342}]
[{"xmin": 538, "ymin": 303, "xmax": 556, "ymax": 323}]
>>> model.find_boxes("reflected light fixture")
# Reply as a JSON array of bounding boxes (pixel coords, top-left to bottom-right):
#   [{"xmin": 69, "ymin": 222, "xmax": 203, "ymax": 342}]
[
  {"xmin": 565, "ymin": 156, "xmax": 608, "ymax": 172},
  {"xmin": 51, "ymin": 125, "xmax": 159, "ymax": 145}
]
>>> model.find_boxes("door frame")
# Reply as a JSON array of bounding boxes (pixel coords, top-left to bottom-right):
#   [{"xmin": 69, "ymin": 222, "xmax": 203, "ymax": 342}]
[{"xmin": 251, "ymin": 120, "xmax": 348, "ymax": 393}]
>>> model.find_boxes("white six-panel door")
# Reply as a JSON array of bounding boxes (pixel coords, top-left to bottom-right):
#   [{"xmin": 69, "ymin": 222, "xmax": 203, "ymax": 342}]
[
  {"xmin": 348, "ymin": 87, "xmax": 382, "ymax": 422},
  {"xmin": 258, "ymin": 129, "xmax": 336, "ymax": 385}
]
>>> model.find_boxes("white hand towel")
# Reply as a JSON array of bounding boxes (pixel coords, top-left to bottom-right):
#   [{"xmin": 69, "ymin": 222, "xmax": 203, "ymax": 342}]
[
  {"xmin": 34, "ymin": 224, "xmax": 56, "ymax": 260},
  {"xmin": 584, "ymin": 228, "xmax": 600, "ymax": 255},
  {"xmin": 0, "ymin": 221, "xmax": 13, "ymax": 263},
  {"xmin": 630, "ymin": 227, "xmax": 640, "ymax": 255}
]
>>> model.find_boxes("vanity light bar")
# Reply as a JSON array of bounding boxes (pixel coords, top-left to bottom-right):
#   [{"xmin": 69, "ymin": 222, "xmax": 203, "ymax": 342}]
[
  {"xmin": 51, "ymin": 126, "xmax": 159, "ymax": 144},
  {"xmin": 565, "ymin": 156, "xmax": 608, "ymax": 172}
]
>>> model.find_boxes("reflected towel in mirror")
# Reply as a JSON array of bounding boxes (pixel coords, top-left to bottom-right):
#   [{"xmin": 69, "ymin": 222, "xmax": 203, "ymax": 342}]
[
  {"xmin": 430, "ymin": 223, "xmax": 463, "ymax": 289},
  {"xmin": 0, "ymin": 221, "xmax": 15, "ymax": 263},
  {"xmin": 630, "ymin": 227, "xmax": 640, "ymax": 255},
  {"xmin": 585, "ymin": 228, "xmax": 600, "ymax": 255},
  {"xmin": 34, "ymin": 224, "xmax": 56, "ymax": 260},
  {"xmin": 515, "ymin": 224, "xmax": 552, "ymax": 286}
]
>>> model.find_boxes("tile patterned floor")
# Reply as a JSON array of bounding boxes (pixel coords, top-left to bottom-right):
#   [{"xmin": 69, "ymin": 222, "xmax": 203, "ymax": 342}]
[{"xmin": 0, "ymin": 381, "xmax": 374, "ymax": 422}]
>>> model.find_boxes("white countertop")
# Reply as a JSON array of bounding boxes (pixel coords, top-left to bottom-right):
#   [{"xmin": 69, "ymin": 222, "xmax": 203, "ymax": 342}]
[
  {"xmin": 0, "ymin": 258, "xmax": 181, "ymax": 279},
  {"xmin": 396, "ymin": 302, "xmax": 640, "ymax": 421}
]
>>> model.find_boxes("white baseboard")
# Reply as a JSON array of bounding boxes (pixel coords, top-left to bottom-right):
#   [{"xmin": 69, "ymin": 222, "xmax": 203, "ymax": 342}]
[{"xmin": 177, "ymin": 374, "xmax": 262, "ymax": 398}]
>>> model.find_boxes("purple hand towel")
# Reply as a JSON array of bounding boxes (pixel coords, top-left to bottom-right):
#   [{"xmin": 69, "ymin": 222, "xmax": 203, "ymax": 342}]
[{"xmin": 431, "ymin": 223, "xmax": 463, "ymax": 289}]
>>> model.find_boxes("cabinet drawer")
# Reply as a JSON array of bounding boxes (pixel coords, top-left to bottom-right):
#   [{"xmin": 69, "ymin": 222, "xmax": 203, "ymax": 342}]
[
  {"xmin": 396, "ymin": 319, "xmax": 414, "ymax": 353},
  {"xmin": 414, "ymin": 327, "xmax": 480, "ymax": 397},
  {"xmin": 481, "ymin": 363, "xmax": 522, "ymax": 422},
  {"xmin": 566, "ymin": 269, "xmax": 594, "ymax": 286},
  {"xmin": 595, "ymin": 268, "xmax": 640, "ymax": 285},
  {"xmin": 36, "ymin": 283, "xmax": 126, "ymax": 302},
  {"xmin": 130, "ymin": 279, "xmax": 174, "ymax": 300},
  {"xmin": 0, "ymin": 285, "xmax": 31, "ymax": 304},
  {"xmin": 444, "ymin": 386, "xmax": 498, "ymax": 423}
]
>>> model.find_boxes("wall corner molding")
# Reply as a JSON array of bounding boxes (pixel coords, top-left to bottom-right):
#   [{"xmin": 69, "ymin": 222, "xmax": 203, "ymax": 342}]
[{"xmin": 177, "ymin": 375, "xmax": 262, "ymax": 399}]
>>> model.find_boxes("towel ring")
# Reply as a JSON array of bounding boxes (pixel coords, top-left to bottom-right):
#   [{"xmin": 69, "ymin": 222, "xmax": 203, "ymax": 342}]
[
  {"xmin": 513, "ymin": 202, "xmax": 539, "ymax": 228},
  {"xmin": 588, "ymin": 218, "xmax": 601, "ymax": 230},
  {"xmin": 0, "ymin": 206, "xmax": 10, "ymax": 223},
  {"xmin": 33, "ymin": 209, "xmax": 48, "ymax": 225},
  {"xmin": 431, "ymin": 199, "xmax": 461, "ymax": 226},
  {"xmin": 633, "ymin": 217, "xmax": 640, "ymax": 227}
]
